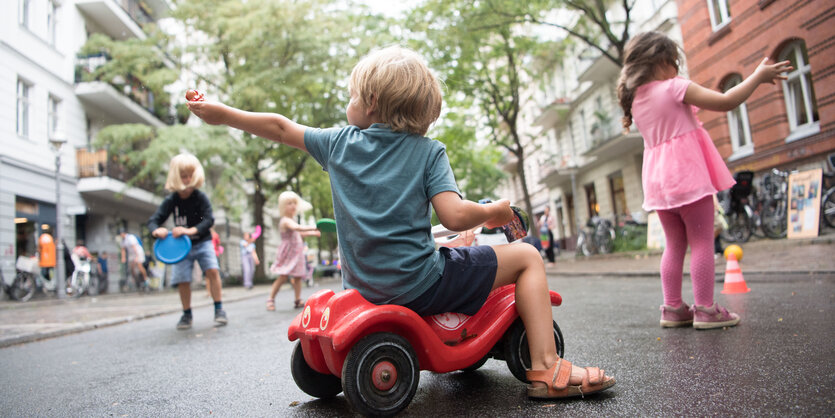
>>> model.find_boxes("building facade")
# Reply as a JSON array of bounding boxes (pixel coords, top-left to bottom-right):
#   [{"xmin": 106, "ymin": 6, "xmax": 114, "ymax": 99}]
[
  {"xmin": 530, "ymin": 0, "xmax": 683, "ymax": 249},
  {"xmin": 1, "ymin": 0, "xmax": 174, "ymax": 289},
  {"xmin": 676, "ymin": 0, "xmax": 834, "ymax": 179}
]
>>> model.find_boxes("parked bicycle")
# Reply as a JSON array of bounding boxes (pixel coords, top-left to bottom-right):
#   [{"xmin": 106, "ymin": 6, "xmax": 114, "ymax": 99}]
[
  {"xmin": 67, "ymin": 253, "xmax": 97, "ymax": 298},
  {"xmin": 821, "ymin": 153, "xmax": 835, "ymax": 229},
  {"xmin": 10, "ymin": 255, "xmax": 55, "ymax": 302},
  {"xmin": 718, "ymin": 171, "xmax": 756, "ymax": 243},
  {"xmin": 576, "ymin": 216, "xmax": 616, "ymax": 256},
  {"xmin": 758, "ymin": 168, "xmax": 790, "ymax": 239}
]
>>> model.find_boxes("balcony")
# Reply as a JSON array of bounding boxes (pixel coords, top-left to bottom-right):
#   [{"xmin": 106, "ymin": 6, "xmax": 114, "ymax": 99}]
[
  {"xmin": 76, "ymin": 0, "xmax": 151, "ymax": 40},
  {"xmin": 74, "ymin": 53, "xmax": 170, "ymax": 126},
  {"xmin": 76, "ymin": 148, "xmax": 161, "ymax": 213},
  {"xmin": 583, "ymin": 121, "xmax": 643, "ymax": 160},
  {"xmin": 533, "ymin": 98, "xmax": 571, "ymax": 129}
]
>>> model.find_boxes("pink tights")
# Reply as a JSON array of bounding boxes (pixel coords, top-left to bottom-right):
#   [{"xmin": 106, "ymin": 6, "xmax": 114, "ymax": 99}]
[{"xmin": 656, "ymin": 195, "xmax": 715, "ymax": 308}]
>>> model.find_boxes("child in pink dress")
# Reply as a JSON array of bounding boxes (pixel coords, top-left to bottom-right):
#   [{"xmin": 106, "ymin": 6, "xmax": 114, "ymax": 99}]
[
  {"xmin": 267, "ymin": 191, "xmax": 320, "ymax": 310},
  {"xmin": 617, "ymin": 32, "xmax": 791, "ymax": 329}
]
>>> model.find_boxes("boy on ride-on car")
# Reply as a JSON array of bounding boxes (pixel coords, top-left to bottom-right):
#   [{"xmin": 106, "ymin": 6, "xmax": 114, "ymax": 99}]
[{"xmin": 187, "ymin": 46, "xmax": 614, "ymax": 399}]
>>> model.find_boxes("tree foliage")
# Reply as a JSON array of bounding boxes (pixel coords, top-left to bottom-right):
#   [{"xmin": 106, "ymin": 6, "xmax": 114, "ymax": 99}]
[
  {"xmin": 406, "ymin": 0, "xmax": 563, "ymax": 217},
  {"xmin": 484, "ymin": 0, "xmax": 636, "ymax": 66}
]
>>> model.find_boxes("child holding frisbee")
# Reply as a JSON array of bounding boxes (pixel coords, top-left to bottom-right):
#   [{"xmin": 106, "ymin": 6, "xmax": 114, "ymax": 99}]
[{"xmin": 148, "ymin": 153, "xmax": 227, "ymax": 330}]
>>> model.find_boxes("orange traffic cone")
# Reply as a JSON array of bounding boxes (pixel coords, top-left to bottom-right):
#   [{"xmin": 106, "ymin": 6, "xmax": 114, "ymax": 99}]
[{"xmin": 721, "ymin": 252, "xmax": 750, "ymax": 294}]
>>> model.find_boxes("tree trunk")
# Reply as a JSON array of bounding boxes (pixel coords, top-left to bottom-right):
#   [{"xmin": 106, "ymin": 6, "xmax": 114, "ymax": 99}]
[{"xmin": 253, "ymin": 171, "xmax": 267, "ymax": 280}]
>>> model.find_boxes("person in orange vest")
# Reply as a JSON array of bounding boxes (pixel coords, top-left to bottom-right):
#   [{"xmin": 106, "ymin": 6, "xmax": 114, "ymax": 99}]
[{"xmin": 38, "ymin": 230, "xmax": 56, "ymax": 279}]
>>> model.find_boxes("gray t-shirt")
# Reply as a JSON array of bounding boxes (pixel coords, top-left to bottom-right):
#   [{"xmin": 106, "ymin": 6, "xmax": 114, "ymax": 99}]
[{"xmin": 305, "ymin": 124, "xmax": 460, "ymax": 305}]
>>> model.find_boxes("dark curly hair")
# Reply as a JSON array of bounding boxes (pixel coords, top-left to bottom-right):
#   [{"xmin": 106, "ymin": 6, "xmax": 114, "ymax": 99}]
[{"xmin": 617, "ymin": 32, "xmax": 683, "ymax": 134}]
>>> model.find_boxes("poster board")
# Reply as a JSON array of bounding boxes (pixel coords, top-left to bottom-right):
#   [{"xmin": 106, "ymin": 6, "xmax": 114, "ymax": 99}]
[
  {"xmin": 787, "ymin": 168, "xmax": 822, "ymax": 239},
  {"xmin": 646, "ymin": 211, "xmax": 666, "ymax": 249}
]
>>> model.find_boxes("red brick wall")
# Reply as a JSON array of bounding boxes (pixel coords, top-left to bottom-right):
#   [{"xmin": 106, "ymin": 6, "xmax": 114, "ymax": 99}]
[{"xmin": 676, "ymin": 0, "xmax": 835, "ymax": 173}]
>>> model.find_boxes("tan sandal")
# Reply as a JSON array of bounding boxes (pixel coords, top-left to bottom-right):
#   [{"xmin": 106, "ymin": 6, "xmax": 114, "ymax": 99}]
[
  {"xmin": 526, "ymin": 358, "xmax": 615, "ymax": 399},
  {"xmin": 266, "ymin": 299, "xmax": 275, "ymax": 311}
]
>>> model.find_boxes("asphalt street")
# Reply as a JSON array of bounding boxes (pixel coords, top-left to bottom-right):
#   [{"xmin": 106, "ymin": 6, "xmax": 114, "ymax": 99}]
[{"xmin": 0, "ymin": 270, "xmax": 832, "ymax": 416}]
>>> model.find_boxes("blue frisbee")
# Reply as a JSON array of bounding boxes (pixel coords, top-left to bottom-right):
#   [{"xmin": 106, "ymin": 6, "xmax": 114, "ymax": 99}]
[{"xmin": 153, "ymin": 233, "xmax": 192, "ymax": 264}]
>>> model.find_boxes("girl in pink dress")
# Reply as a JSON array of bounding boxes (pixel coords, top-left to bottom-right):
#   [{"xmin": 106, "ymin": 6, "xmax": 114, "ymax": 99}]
[
  {"xmin": 617, "ymin": 32, "xmax": 791, "ymax": 329},
  {"xmin": 267, "ymin": 191, "xmax": 320, "ymax": 310}
]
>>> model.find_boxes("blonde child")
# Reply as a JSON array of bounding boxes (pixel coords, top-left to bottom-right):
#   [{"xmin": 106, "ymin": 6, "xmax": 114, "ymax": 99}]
[
  {"xmin": 617, "ymin": 31, "xmax": 791, "ymax": 329},
  {"xmin": 188, "ymin": 46, "xmax": 614, "ymax": 398},
  {"xmin": 267, "ymin": 191, "xmax": 320, "ymax": 310},
  {"xmin": 148, "ymin": 153, "xmax": 227, "ymax": 330}
]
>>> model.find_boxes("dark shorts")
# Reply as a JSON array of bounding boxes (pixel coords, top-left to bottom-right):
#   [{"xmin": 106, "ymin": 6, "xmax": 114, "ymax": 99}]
[{"xmin": 404, "ymin": 246, "xmax": 497, "ymax": 316}]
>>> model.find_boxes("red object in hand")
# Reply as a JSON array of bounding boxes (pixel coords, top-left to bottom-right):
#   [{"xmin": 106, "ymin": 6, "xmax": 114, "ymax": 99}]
[{"xmin": 185, "ymin": 89, "xmax": 204, "ymax": 101}]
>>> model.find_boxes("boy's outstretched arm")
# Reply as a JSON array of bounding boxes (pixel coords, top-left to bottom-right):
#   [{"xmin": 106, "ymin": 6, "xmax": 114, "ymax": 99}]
[
  {"xmin": 187, "ymin": 101, "xmax": 308, "ymax": 151},
  {"xmin": 432, "ymin": 192, "xmax": 514, "ymax": 232}
]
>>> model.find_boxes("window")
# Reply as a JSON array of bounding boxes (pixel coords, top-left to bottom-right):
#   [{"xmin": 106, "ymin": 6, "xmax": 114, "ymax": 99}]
[
  {"xmin": 17, "ymin": 78, "xmax": 31, "ymax": 138},
  {"xmin": 19, "ymin": 0, "xmax": 31, "ymax": 28},
  {"xmin": 707, "ymin": 0, "xmax": 731, "ymax": 30},
  {"xmin": 48, "ymin": 95, "xmax": 61, "ymax": 138},
  {"xmin": 722, "ymin": 74, "xmax": 753, "ymax": 157},
  {"xmin": 47, "ymin": 1, "xmax": 58, "ymax": 46},
  {"xmin": 779, "ymin": 41, "xmax": 819, "ymax": 138}
]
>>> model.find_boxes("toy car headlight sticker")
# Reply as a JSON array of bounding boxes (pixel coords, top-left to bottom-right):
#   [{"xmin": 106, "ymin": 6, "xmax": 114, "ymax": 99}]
[
  {"xmin": 302, "ymin": 305, "xmax": 311, "ymax": 328},
  {"xmin": 320, "ymin": 307, "xmax": 330, "ymax": 330}
]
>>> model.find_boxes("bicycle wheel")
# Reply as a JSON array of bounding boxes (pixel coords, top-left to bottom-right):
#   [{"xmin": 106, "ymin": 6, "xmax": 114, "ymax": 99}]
[
  {"xmin": 596, "ymin": 227, "xmax": 615, "ymax": 254},
  {"xmin": 67, "ymin": 272, "xmax": 83, "ymax": 298},
  {"xmin": 760, "ymin": 201, "xmax": 787, "ymax": 238},
  {"xmin": 11, "ymin": 272, "xmax": 35, "ymax": 302},
  {"xmin": 577, "ymin": 232, "xmax": 593, "ymax": 256},
  {"xmin": 726, "ymin": 211, "xmax": 752, "ymax": 243},
  {"xmin": 822, "ymin": 189, "xmax": 835, "ymax": 229}
]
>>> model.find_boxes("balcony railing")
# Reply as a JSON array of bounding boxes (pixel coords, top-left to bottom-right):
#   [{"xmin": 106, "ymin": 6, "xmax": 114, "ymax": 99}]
[
  {"xmin": 74, "ymin": 52, "xmax": 173, "ymax": 124},
  {"xmin": 589, "ymin": 120, "xmax": 618, "ymax": 149},
  {"xmin": 77, "ymin": 148, "xmax": 159, "ymax": 192}
]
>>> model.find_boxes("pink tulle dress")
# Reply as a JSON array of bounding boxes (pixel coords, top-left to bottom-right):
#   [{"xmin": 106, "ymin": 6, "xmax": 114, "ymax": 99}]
[
  {"xmin": 633, "ymin": 77, "xmax": 735, "ymax": 211},
  {"xmin": 270, "ymin": 220, "xmax": 307, "ymax": 277}
]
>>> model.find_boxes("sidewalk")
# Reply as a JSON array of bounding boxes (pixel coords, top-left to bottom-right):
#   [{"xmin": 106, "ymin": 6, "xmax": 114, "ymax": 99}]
[
  {"xmin": 1, "ymin": 234, "xmax": 833, "ymax": 348},
  {"xmin": 0, "ymin": 284, "xmax": 270, "ymax": 348},
  {"xmin": 547, "ymin": 232, "xmax": 835, "ymax": 277}
]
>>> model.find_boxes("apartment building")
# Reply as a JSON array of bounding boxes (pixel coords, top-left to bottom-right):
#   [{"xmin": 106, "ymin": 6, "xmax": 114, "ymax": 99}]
[
  {"xmin": 0, "ymin": 0, "xmax": 172, "ymax": 287},
  {"xmin": 676, "ymin": 0, "xmax": 834, "ymax": 176},
  {"xmin": 526, "ymin": 0, "xmax": 683, "ymax": 249}
]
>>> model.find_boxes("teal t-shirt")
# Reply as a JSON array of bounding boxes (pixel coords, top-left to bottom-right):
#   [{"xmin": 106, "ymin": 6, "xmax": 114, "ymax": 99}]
[{"xmin": 305, "ymin": 123, "xmax": 460, "ymax": 305}]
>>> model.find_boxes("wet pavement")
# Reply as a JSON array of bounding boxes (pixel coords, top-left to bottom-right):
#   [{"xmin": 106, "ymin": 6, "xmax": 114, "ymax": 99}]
[
  {"xmin": 0, "ymin": 233, "xmax": 833, "ymax": 415},
  {"xmin": 1, "ymin": 233, "xmax": 832, "ymax": 348}
]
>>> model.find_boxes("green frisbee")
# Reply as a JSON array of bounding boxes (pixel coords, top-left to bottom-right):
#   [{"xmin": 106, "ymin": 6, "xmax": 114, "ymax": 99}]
[{"xmin": 316, "ymin": 218, "xmax": 337, "ymax": 233}]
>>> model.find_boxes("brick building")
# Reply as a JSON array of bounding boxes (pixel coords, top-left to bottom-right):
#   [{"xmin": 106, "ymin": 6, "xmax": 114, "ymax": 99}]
[{"xmin": 676, "ymin": 0, "xmax": 834, "ymax": 176}]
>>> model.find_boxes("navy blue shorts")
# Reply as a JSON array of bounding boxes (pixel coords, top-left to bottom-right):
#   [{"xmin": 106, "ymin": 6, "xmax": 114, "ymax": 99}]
[{"xmin": 404, "ymin": 246, "xmax": 497, "ymax": 316}]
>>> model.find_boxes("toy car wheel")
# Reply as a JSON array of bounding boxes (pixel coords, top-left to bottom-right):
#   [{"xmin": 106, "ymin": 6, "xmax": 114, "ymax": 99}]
[
  {"xmin": 290, "ymin": 342, "xmax": 342, "ymax": 398},
  {"xmin": 342, "ymin": 333, "xmax": 419, "ymax": 417},
  {"xmin": 503, "ymin": 318, "xmax": 564, "ymax": 383}
]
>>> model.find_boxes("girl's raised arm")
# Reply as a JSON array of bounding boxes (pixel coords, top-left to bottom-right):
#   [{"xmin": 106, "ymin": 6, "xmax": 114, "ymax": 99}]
[
  {"xmin": 187, "ymin": 101, "xmax": 308, "ymax": 151},
  {"xmin": 684, "ymin": 57, "xmax": 792, "ymax": 112}
]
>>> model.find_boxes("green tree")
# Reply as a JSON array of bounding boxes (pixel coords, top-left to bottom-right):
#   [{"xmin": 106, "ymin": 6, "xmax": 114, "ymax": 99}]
[
  {"xmin": 92, "ymin": 0, "xmax": 392, "ymax": 279},
  {"xmin": 486, "ymin": 0, "xmax": 636, "ymax": 66},
  {"xmin": 407, "ymin": 0, "xmax": 562, "ymax": 217}
]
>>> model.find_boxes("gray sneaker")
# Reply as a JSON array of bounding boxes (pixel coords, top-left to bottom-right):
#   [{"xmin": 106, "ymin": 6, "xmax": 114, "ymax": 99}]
[
  {"xmin": 176, "ymin": 314, "xmax": 193, "ymax": 330},
  {"xmin": 214, "ymin": 309, "xmax": 228, "ymax": 325},
  {"xmin": 693, "ymin": 303, "xmax": 740, "ymax": 329}
]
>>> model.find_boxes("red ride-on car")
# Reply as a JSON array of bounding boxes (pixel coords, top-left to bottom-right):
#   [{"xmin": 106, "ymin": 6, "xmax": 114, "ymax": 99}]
[{"xmin": 288, "ymin": 284, "xmax": 564, "ymax": 416}]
